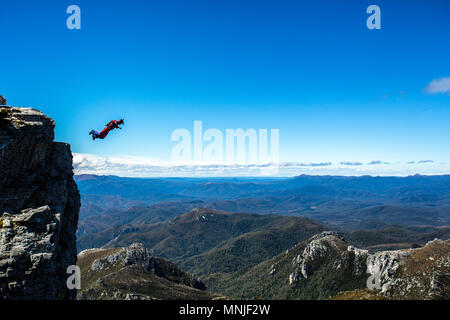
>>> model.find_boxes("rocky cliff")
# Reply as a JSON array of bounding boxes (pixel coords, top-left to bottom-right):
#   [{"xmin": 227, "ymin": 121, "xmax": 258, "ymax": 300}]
[{"xmin": 0, "ymin": 106, "xmax": 80, "ymax": 299}]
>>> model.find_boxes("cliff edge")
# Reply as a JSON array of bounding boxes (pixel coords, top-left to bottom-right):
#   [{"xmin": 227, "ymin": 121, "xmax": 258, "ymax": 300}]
[{"xmin": 0, "ymin": 106, "xmax": 80, "ymax": 299}]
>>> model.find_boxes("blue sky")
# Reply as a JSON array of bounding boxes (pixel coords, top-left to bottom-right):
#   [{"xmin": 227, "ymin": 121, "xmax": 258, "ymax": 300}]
[{"xmin": 1, "ymin": 0, "xmax": 450, "ymax": 176}]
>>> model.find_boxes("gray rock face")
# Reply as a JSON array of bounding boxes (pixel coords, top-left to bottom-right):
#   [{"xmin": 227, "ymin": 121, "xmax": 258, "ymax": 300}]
[
  {"xmin": 89, "ymin": 243, "xmax": 152, "ymax": 271},
  {"xmin": 290, "ymin": 231, "xmax": 346, "ymax": 281},
  {"xmin": 366, "ymin": 248, "xmax": 411, "ymax": 293},
  {"xmin": 364, "ymin": 239, "xmax": 450, "ymax": 299},
  {"xmin": 0, "ymin": 107, "xmax": 80, "ymax": 300},
  {"xmin": 0, "ymin": 96, "xmax": 6, "ymax": 106},
  {"xmin": 124, "ymin": 242, "xmax": 151, "ymax": 268}
]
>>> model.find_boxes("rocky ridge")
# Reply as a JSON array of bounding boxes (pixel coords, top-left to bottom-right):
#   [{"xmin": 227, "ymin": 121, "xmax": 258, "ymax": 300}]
[{"xmin": 207, "ymin": 231, "xmax": 450, "ymax": 300}]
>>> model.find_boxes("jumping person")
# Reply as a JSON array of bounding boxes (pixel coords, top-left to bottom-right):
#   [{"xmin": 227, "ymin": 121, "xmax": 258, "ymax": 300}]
[{"xmin": 89, "ymin": 119, "xmax": 124, "ymax": 140}]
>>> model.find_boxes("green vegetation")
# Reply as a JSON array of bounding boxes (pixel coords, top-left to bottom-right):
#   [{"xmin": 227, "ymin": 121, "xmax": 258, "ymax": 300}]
[
  {"xmin": 75, "ymin": 205, "xmax": 450, "ymax": 301},
  {"xmin": 205, "ymin": 235, "xmax": 368, "ymax": 300},
  {"xmin": 102, "ymin": 209, "xmax": 306, "ymax": 261},
  {"xmin": 347, "ymin": 226, "xmax": 450, "ymax": 249},
  {"xmin": 178, "ymin": 217, "xmax": 324, "ymax": 275}
]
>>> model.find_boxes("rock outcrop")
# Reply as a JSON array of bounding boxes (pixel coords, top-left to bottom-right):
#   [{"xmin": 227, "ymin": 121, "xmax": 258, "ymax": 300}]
[
  {"xmin": 289, "ymin": 233, "xmax": 450, "ymax": 300},
  {"xmin": 0, "ymin": 106, "xmax": 80, "ymax": 299},
  {"xmin": 77, "ymin": 243, "xmax": 211, "ymax": 300},
  {"xmin": 368, "ymin": 238, "xmax": 450, "ymax": 300},
  {"xmin": 288, "ymin": 232, "xmax": 355, "ymax": 284},
  {"xmin": 365, "ymin": 247, "xmax": 412, "ymax": 293}
]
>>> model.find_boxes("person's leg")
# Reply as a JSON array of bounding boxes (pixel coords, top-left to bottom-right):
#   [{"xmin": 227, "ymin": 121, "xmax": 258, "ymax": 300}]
[
  {"xmin": 99, "ymin": 128, "xmax": 110, "ymax": 139},
  {"xmin": 89, "ymin": 130, "xmax": 100, "ymax": 140}
]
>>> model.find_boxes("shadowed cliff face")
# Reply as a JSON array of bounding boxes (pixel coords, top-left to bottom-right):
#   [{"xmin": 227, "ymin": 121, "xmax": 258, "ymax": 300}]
[{"xmin": 0, "ymin": 106, "xmax": 80, "ymax": 300}]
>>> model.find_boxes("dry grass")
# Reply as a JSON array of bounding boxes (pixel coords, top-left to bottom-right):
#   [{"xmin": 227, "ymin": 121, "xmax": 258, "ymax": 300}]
[
  {"xmin": 400, "ymin": 240, "xmax": 449, "ymax": 278},
  {"xmin": 77, "ymin": 247, "xmax": 123, "ymax": 270},
  {"xmin": 329, "ymin": 289, "xmax": 386, "ymax": 300}
]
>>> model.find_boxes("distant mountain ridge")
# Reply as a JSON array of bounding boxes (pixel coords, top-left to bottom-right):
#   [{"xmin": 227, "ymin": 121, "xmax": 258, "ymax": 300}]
[
  {"xmin": 76, "ymin": 174, "xmax": 450, "ymax": 249},
  {"xmin": 76, "ymin": 174, "xmax": 450, "ymax": 202}
]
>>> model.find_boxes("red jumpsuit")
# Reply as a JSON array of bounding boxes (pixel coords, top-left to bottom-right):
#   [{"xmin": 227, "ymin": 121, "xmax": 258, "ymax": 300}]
[{"xmin": 99, "ymin": 120, "xmax": 121, "ymax": 139}]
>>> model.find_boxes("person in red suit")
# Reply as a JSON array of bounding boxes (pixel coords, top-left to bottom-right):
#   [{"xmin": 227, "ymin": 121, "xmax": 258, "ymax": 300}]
[{"xmin": 89, "ymin": 119, "xmax": 124, "ymax": 140}]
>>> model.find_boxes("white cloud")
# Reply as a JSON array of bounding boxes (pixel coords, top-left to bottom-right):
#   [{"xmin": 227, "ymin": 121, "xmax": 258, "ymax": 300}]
[
  {"xmin": 72, "ymin": 153, "xmax": 448, "ymax": 177},
  {"xmin": 424, "ymin": 77, "xmax": 450, "ymax": 94},
  {"xmin": 73, "ymin": 153, "xmax": 284, "ymax": 177}
]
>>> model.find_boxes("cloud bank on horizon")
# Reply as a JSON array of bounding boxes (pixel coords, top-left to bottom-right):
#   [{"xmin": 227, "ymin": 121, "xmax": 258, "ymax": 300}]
[{"xmin": 73, "ymin": 153, "xmax": 449, "ymax": 177}]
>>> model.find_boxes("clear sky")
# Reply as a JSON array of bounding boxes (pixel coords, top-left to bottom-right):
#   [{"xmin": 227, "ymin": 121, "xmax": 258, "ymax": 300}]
[{"xmin": 1, "ymin": 0, "xmax": 450, "ymax": 176}]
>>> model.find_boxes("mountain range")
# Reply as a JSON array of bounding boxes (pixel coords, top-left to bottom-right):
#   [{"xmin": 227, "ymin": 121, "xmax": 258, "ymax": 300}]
[
  {"xmin": 74, "ymin": 174, "xmax": 450, "ymax": 300},
  {"xmin": 76, "ymin": 174, "xmax": 450, "ymax": 251},
  {"xmin": 76, "ymin": 174, "xmax": 450, "ymax": 231}
]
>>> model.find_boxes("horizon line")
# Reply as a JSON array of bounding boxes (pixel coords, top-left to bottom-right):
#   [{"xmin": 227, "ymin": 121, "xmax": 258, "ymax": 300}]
[{"xmin": 74, "ymin": 173, "xmax": 450, "ymax": 179}]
